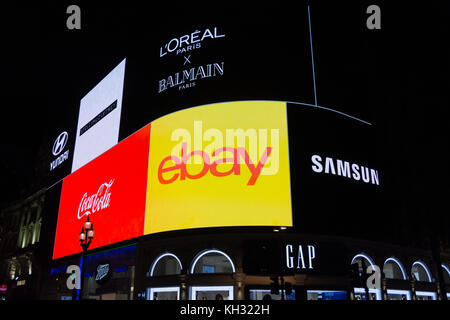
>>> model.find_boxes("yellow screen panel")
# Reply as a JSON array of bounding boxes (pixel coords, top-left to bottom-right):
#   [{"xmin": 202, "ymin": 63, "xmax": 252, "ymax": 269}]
[{"xmin": 144, "ymin": 101, "xmax": 292, "ymax": 234}]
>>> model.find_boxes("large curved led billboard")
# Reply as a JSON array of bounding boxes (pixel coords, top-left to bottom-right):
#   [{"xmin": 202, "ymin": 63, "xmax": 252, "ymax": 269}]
[
  {"xmin": 52, "ymin": 99, "xmax": 381, "ymax": 260},
  {"xmin": 53, "ymin": 101, "xmax": 292, "ymax": 259}
]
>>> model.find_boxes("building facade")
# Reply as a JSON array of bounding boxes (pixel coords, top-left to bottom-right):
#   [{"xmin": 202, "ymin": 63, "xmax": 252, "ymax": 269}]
[
  {"xmin": 43, "ymin": 229, "xmax": 450, "ymax": 300},
  {"xmin": 3, "ymin": 3, "xmax": 450, "ymax": 302},
  {"xmin": 0, "ymin": 189, "xmax": 45, "ymax": 300}
]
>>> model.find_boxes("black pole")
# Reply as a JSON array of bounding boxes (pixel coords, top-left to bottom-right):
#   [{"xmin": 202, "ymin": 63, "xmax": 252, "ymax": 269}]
[
  {"xmin": 431, "ymin": 233, "xmax": 448, "ymax": 300},
  {"xmin": 78, "ymin": 221, "xmax": 92, "ymax": 301},
  {"xmin": 79, "ymin": 245, "xmax": 86, "ymax": 300},
  {"xmin": 361, "ymin": 260, "xmax": 370, "ymax": 300}
]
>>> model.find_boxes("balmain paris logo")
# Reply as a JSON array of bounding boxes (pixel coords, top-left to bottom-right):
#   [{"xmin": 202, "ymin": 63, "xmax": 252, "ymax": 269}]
[{"xmin": 158, "ymin": 27, "xmax": 226, "ymax": 93}]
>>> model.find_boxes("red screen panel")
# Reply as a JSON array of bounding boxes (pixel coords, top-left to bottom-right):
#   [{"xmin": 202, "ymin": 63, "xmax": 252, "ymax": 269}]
[{"xmin": 53, "ymin": 124, "xmax": 150, "ymax": 259}]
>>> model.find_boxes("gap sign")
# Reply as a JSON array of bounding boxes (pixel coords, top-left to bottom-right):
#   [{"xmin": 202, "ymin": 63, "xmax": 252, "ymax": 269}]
[{"xmin": 281, "ymin": 242, "xmax": 348, "ymax": 275}]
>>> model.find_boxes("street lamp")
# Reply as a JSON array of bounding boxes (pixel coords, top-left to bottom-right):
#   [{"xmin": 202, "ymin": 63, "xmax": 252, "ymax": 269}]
[{"xmin": 78, "ymin": 216, "xmax": 94, "ymax": 300}]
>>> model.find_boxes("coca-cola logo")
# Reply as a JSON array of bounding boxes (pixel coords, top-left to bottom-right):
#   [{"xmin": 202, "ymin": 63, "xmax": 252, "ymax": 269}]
[{"xmin": 78, "ymin": 179, "xmax": 114, "ymax": 219}]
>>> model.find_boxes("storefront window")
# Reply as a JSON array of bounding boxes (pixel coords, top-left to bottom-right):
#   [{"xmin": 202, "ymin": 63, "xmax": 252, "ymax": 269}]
[
  {"xmin": 415, "ymin": 291, "xmax": 437, "ymax": 300},
  {"xmin": 351, "ymin": 253, "xmax": 382, "ymax": 300},
  {"xmin": 149, "ymin": 253, "xmax": 182, "ymax": 277},
  {"xmin": 383, "ymin": 258, "xmax": 411, "ymax": 300},
  {"xmin": 353, "ymin": 288, "xmax": 382, "ymax": 300},
  {"xmin": 249, "ymin": 289, "xmax": 296, "ymax": 300},
  {"xmin": 351, "ymin": 253, "xmax": 375, "ymax": 274},
  {"xmin": 386, "ymin": 289, "xmax": 411, "ymax": 300},
  {"xmin": 190, "ymin": 286, "xmax": 233, "ymax": 300},
  {"xmin": 383, "ymin": 258, "xmax": 407, "ymax": 280},
  {"xmin": 307, "ymin": 290, "xmax": 347, "ymax": 300},
  {"xmin": 82, "ymin": 245, "xmax": 136, "ymax": 300},
  {"xmin": 190, "ymin": 249, "xmax": 235, "ymax": 274},
  {"xmin": 145, "ymin": 253, "xmax": 183, "ymax": 300},
  {"xmin": 188, "ymin": 250, "xmax": 235, "ymax": 300},
  {"xmin": 147, "ymin": 287, "xmax": 180, "ymax": 300},
  {"xmin": 411, "ymin": 261, "xmax": 432, "ymax": 282}
]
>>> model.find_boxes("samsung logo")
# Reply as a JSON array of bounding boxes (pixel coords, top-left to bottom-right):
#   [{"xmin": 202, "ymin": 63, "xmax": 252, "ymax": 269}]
[{"xmin": 311, "ymin": 154, "xmax": 380, "ymax": 186}]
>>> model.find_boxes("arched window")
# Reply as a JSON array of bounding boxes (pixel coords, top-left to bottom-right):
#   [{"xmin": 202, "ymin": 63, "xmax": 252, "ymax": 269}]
[
  {"xmin": 351, "ymin": 253, "xmax": 382, "ymax": 300},
  {"xmin": 411, "ymin": 261, "xmax": 432, "ymax": 282},
  {"xmin": 441, "ymin": 264, "xmax": 450, "ymax": 284},
  {"xmin": 190, "ymin": 249, "xmax": 235, "ymax": 274},
  {"xmin": 351, "ymin": 253, "xmax": 375, "ymax": 272},
  {"xmin": 149, "ymin": 253, "xmax": 182, "ymax": 277},
  {"xmin": 383, "ymin": 257, "xmax": 407, "ymax": 280}
]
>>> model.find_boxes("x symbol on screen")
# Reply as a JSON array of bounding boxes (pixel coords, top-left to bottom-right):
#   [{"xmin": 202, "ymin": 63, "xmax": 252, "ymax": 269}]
[{"xmin": 183, "ymin": 55, "xmax": 191, "ymax": 65}]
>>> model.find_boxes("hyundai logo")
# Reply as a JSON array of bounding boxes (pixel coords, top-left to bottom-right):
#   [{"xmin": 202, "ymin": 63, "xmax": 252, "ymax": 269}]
[{"xmin": 52, "ymin": 132, "xmax": 68, "ymax": 156}]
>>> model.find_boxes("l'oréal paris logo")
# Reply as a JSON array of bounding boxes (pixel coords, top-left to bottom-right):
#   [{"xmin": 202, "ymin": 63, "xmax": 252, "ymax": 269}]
[
  {"xmin": 78, "ymin": 179, "xmax": 114, "ymax": 219},
  {"xmin": 159, "ymin": 27, "xmax": 225, "ymax": 58}
]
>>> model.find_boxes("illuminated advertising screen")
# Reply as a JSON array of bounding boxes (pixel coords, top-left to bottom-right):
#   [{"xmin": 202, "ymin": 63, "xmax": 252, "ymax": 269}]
[
  {"xmin": 52, "ymin": 98, "xmax": 382, "ymax": 259},
  {"xmin": 144, "ymin": 101, "xmax": 292, "ymax": 234},
  {"xmin": 52, "ymin": 97, "xmax": 381, "ymax": 260},
  {"xmin": 53, "ymin": 124, "xmax": 150, "ymax": 259},
  {"xmin": 52, "ymin": 101, "xmax": 293, "ymax": 259},
  {"xmin": 71, "ymin": 58, "xmax": 126, "ymax": 173},
  {"xmin": 286, "ymin": 104, "xmax": 383, "ymax": 239},
  {"xmin": 118, "ymin": 9, "xmax": 314, "ymax": 141}
]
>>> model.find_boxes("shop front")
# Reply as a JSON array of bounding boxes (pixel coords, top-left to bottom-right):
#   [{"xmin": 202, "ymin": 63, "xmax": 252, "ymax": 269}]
[
  {"xmin": 81, "ymin": 244, "xmax": 136, "ymax": 300},
  {"xmin": 135, "ymin": 232, "xmax": 356, "ymax": 301},
  {"xmin": 133, "ymin": 231, "xmax": 449, "ymax": 301},
  {"xmin": 49, "ymin": 244, "xmax": 138, "ymax": 300},
  {"xmin": 351, "ymin": 253, "xmax": 382, "ymax": 300},
  {"xmin": 141, "ymin": 244, "xmax": 238, "ymax": 301},
  {"xmin": 383, "ymin": 257, "xmax": 411, "ymax": 300},
  {"xmin": 43, "ymin": 230, "xmax": 448, "ymax": 300}
]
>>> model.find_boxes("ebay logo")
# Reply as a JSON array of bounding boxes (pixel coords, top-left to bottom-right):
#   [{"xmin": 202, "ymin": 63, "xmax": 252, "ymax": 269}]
[{"xmin": 158, "ymin": 142, "xmax": 272, "ymax": 185}]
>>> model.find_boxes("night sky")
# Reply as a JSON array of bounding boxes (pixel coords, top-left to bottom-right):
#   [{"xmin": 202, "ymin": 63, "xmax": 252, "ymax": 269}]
[{"xmin": 1, "ymin": 2, "xmax": 449, "ymax": 246}]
